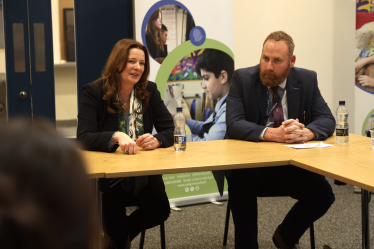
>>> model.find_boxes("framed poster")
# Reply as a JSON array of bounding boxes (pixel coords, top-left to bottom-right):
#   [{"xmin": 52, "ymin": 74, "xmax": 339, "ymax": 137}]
[{"xmin": 63, "ymin": 8, "xmax": 75, "ymax": 61}]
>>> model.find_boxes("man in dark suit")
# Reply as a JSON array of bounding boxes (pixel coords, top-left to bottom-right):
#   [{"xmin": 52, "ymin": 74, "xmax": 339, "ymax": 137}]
[{"xmin": 222, "ymin": 31, "xmax": 336, "ymax": 249}]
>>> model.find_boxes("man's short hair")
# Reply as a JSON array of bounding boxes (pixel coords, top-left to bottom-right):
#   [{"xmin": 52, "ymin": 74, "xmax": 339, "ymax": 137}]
[
  {"xmin": 195, "ymin": 49, "xmax": 235, "ymax": 83},
  {"xmin": 161, "ymin": 24, "xmax": 168, "ymax": 33},
  {"xmin": 263, "ymin": 31, "xmax": 295, "ymax": 56}
]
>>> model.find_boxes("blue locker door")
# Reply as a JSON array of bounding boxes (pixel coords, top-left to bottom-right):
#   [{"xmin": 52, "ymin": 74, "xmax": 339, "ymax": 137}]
[
  {"xmin": 3, "ymin": 0, "xmax": 55, "ymax": 121},
  {"xmin": 28, "ymin": 0, "xmax": 55, "ymax": 121},
  {"xmin": 3, "ymin": 0, "xmax": 32, "ymax": 117}
]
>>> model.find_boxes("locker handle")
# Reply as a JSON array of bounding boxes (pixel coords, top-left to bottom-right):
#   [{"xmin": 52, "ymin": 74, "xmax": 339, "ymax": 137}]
[{"xmin": 19, "ymin": 91, "xmax": 27, "ymax": 99}]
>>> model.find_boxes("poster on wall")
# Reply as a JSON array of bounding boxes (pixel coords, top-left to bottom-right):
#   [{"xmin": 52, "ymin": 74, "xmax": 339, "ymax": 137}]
[
  {"xmin": 133, "ymin": 0, "xmax": 234, "ymax": 207},
  {"xmin": 355, "ymin": 1, "xmax": 374, "ymax": 136}
]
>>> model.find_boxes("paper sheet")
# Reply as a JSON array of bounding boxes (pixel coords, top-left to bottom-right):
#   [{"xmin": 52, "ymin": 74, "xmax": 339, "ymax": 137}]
[{"xmin": 284, "ymin": 142, "xmax": 334, "ymax": 149}]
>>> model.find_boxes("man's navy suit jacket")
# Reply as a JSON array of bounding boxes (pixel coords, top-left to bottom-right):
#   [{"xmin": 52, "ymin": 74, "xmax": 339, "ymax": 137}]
[{"xmin": 213, "ymin": 65, "xmax": 336, "ymax": 196}]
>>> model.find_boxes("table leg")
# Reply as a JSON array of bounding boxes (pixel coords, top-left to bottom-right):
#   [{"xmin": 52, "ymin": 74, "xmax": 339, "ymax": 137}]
[
  {"xmin": 91, "ymin": 179, "xmax": 103, "ymax": 249},
  {"xmin": 361, "ymin": 189, "xmax": 371, "ymax": 249}
]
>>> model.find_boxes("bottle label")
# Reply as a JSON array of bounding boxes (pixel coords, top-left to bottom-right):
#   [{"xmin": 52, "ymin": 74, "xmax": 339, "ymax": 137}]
[
  {"xmin": 174, "ymin": 136, "xmax": 186, "ymax": 145},
  {"xmin": 336, "ymin": 128, "xmax": 349, "ymax": 136}
]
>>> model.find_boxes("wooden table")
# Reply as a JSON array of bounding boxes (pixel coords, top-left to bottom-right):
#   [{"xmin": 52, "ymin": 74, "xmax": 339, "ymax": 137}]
[
  {"xmin": 290, "ymin": 134, "xmax": 374, "ymax": 249},
  {"xmin": 83, "ymin": 139, "xmax": 292, "ymax": 178},
  {"xmin": 82, "ymin": 133, "xmax": 374, "ymax": 249},
  {"xmin": 291, "ymin": 134, "xmax": 374, "ymax": 193}
]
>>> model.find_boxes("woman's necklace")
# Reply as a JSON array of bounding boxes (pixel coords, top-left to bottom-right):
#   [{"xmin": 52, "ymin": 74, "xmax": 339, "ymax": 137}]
[{"xmin": 117, "ymin": 93, "xmax": 128, "ymax": 107}]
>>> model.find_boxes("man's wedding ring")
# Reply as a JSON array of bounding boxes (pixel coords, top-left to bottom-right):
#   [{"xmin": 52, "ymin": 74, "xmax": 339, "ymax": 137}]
[
  {"xmin": 148, "ymin": 142, "xmax": 150, "ymax": 147},
  {"xmin": 125, "ymin": 150, "xmax": 129, "ymax": 152}
]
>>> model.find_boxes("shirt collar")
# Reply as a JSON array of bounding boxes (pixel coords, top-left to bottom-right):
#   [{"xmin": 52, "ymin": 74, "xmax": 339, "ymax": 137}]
[
  {"xmin": 267, "ymin": 78, "xmax": 287, "ymax": 91},
  {"xmin": 215, "ymin": 92, "xmax": 229, "ymax": 112}
]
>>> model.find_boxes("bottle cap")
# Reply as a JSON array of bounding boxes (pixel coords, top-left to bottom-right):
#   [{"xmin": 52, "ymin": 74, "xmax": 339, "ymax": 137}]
[
  {"xmin": 339, "ymin": 101, "xmax": 345, "ymax": 105},
  {"xmin": 176, "ymin": 107, "xmax": 182, "ymax": 112}
]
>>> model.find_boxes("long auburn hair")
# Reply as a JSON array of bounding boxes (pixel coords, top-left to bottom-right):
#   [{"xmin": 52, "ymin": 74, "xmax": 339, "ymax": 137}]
[
  {"xmin": 146, "ymin": 9, "xmax": 164, "ymax": 52},
  {"xmin": 101, "ymin": 39, "xmax": 150, "ymax": 114}
]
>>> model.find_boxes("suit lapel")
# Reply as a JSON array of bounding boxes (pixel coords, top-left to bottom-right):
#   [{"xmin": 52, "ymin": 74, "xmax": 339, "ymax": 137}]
[
  {"xmin": 286, "ymin": 68, "xmax": 301, "ymax": 119},
  {"xmin": 256, "ymin": 77, "xmax": 268, "ymax": 125}
]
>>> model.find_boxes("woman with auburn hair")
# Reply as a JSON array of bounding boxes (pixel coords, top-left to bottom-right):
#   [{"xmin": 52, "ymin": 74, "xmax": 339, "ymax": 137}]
[
  {"xmin": 145, "ymin": 8, "xmax": 165, "ymax": 63},
  {"xmin": 77, "ymin": 39, "xmax": 173, "ymax": 249}
]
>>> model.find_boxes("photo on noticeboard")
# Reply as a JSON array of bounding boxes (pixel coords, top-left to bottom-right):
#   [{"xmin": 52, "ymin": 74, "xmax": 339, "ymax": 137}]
[
  {"xmin": 164, "ymin": 48, "xmax": 234, "ymax": 142},
  {"xmin": 355, "ymin": 1, "xmax": 374, "ymax": 94},
  {"xmin": 145, "ymin": 5, "xmax": 195, "ymax": 64}
]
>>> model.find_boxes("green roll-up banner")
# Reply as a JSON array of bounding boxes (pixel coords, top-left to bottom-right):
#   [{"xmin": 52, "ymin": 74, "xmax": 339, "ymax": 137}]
[{"xmin": 134, "ymin": 0, "xmax": 233, "ymax": 207}]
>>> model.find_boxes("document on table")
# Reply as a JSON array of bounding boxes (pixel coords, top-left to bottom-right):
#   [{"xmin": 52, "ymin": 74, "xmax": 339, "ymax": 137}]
[{"xmin": 284, "ymin": 142, "xmax": 333, "ymax": 149}]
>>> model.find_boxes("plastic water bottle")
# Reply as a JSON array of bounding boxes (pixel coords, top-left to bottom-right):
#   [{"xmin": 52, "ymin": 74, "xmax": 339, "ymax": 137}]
[
  {"xmin": 336, "ymin": 101, "xmax": 349, "ymax": 144},
  {"xmin": 174, "ymin": 107, "xmax": 186, "ymax": 151}
]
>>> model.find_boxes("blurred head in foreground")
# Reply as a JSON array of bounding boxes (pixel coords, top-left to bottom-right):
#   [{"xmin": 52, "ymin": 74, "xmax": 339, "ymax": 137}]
[{"xmin": 0, "ymin": 119, "xmax": 95, "ymax": 249}]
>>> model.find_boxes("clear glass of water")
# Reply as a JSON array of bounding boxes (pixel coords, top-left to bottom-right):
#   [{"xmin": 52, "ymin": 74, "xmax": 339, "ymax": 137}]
[{"xmin": 370, "ymin": 130, "xmax": 374, "ymax": 149}]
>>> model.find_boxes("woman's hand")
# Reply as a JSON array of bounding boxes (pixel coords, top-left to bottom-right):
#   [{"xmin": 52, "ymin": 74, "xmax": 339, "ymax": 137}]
[
  {"xmin": 136, "ymin": 133, "xmax": 161, "ymax": 150},
  {"xmin": 114, "ymin": 132, "xmax": 138, "ymax": 154},
  {"xmin": 358, "ymin": 75, "xmax": 374, "ymax": 88},
  {"xmin": 355, "ymin": 59, "xmax": 366, "ymax": 73},
  {"xmin": 355, "ymin": 56, "xmax": 374, "ymax": 73}
]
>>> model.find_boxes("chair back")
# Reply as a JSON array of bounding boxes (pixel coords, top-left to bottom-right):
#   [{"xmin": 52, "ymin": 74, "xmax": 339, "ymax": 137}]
[
  {"xmin": 367, "ymin": 128, "xmax": 374, "ymax": 138},
  {"xmin": 190, "ymin": 99, "xmax": 196, "ymax": 120}
]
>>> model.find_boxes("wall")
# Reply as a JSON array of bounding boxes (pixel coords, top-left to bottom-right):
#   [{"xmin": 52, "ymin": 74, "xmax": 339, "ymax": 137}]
[
  {"xmin": 52, "ymin": 0, "xmax": 77, "ymax": 121},
  {"xmin": 51, "ymin": 0, "xmax": 60, "ymax": 63},
  {"xmin": 0, "ymin": 49, "xmax": 5, "ymax": 73},
  {"xmin": 232, "ymin": 0, "xmax": 356, "ymax": 133},
  {"xmin": 54, "ymin": 64, "xmax": 77, "ymax": 121},
  {"xmin": 0, "ymin": 8, "xmax": 4, "ymax": 74}
]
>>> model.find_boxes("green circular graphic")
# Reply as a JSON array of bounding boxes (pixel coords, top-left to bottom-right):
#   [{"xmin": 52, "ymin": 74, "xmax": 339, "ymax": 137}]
[
  {"xmin": 361, "ymin": 108, "xmax": 374, "ymax": 136},
  {"xmin": 155, "ymin": 38, "xmax": 234, "ymax": 99}
]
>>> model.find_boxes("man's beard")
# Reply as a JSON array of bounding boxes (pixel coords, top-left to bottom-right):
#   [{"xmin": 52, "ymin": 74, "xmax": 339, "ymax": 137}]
[{"xmin": 259, "ymin": 63, "xmax": 291, "ymax": 87}]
